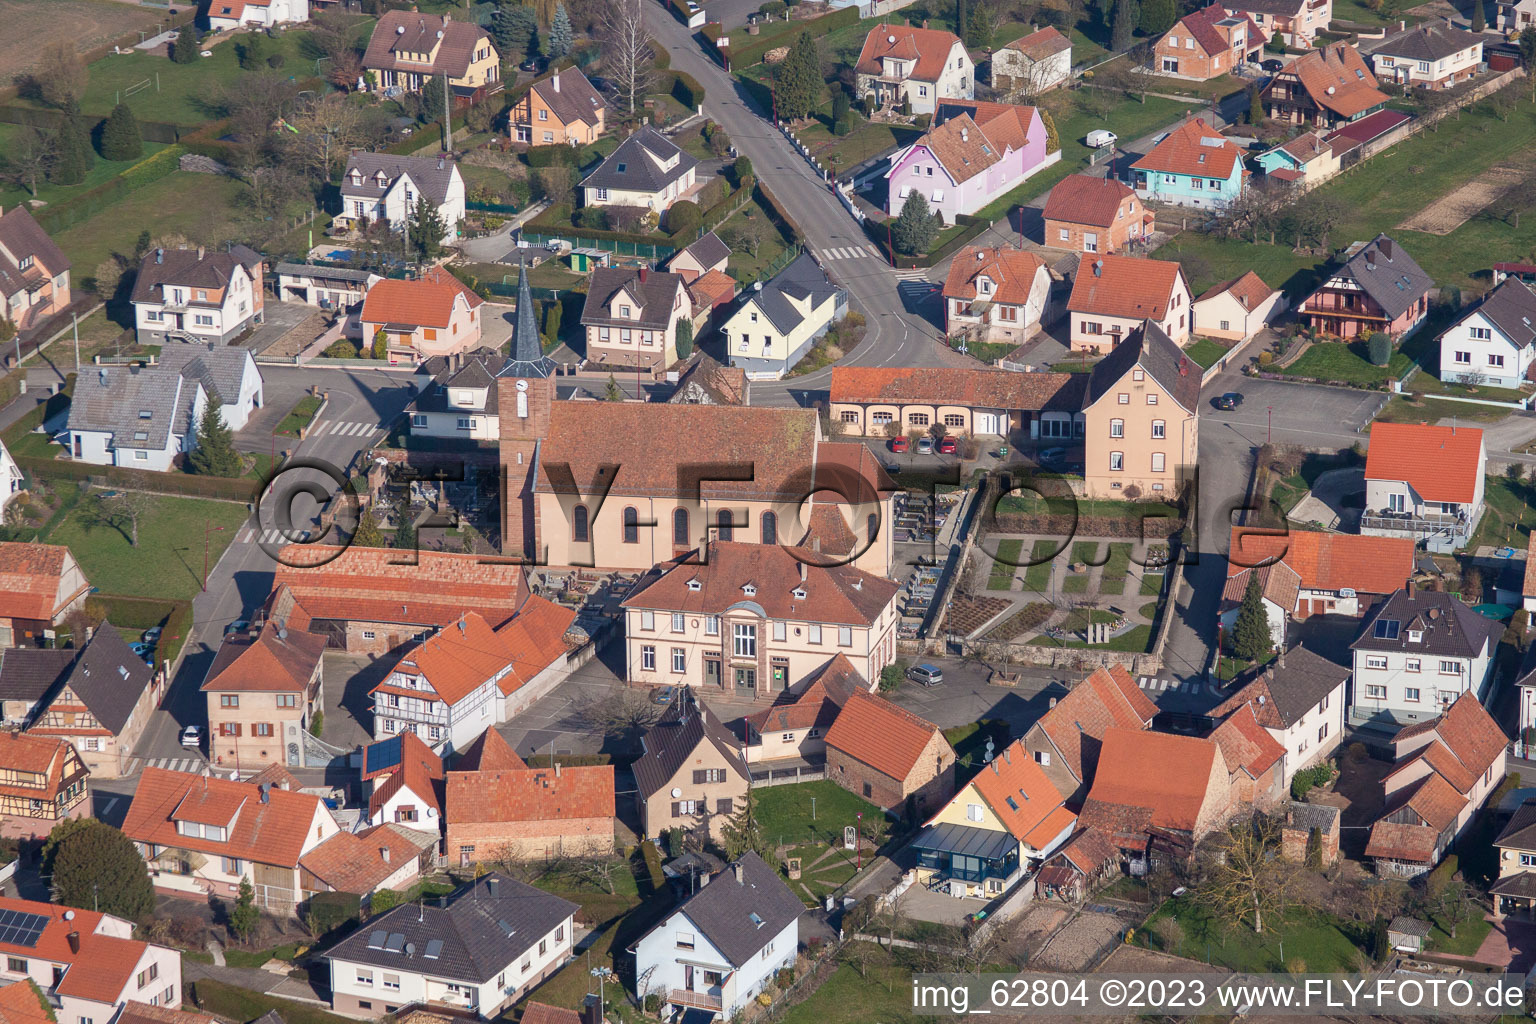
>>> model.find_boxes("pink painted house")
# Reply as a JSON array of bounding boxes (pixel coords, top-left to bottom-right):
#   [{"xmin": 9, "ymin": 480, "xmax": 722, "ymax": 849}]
[{"xmin": 885, "ymin": 100, "xmax": 1056, "ymax": 225}]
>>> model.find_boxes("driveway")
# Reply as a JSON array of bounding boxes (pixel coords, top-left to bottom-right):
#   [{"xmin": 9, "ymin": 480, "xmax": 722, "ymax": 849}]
[
  {"xmin": 479, "ymin": 302, "xmax": 518, "ymax": 351},
  {"xmin": 319, "ymin": 651, "xmax": 394, "ymax": 752},
  {"xmin": 1200, "ymin": 377, "xmax": 1385, "ymax": 449},
  {"xmin": 242, "ymin": 300, "xmax": 321, "ymax": 356}
]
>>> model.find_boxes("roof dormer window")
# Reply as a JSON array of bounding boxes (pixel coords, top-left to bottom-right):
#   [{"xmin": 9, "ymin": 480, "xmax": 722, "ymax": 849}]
[
  {"xmin": 791, "ymin": 587, "xmax": 806, "ymax": 600},
  {"xmin": 1407, "ymin": 629, "xmax": 1422, "ymax": 643},
  {"xmin": 686, "ymin": 578, "xmax": 701, "ymax": 591},
  {"xmin": 742, "ymin": 583, "xmax": 757, "ymax": 597},
  {"xmin": 621, "ymin": 305, "xmax": 632, "ymax": 318}
]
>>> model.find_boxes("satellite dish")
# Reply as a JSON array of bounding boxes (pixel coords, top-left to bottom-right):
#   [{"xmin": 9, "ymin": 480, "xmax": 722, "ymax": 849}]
[
  {"xmin": 63, "ymin": 911, "xmax": 74, "ymax": 921},
  {"xmin": 671, "ymin": 787, "xmax": 682, "ymax": 798},
  {"xmin": 405, "ymin": 943, "xmax": 416, "ymax": 956}
]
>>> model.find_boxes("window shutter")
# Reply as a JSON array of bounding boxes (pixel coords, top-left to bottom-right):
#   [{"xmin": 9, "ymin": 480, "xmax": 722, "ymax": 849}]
[
  {"xmin": 693, "ymin": 770, "xmax": 706, "ymax": 785},
  {"xmin": 717, "ymin": 798, "xmax": 733, "ymax": 815},
  {"xmin": 671, "ymin": 802, "xmax": 681, "ymax": 817}
]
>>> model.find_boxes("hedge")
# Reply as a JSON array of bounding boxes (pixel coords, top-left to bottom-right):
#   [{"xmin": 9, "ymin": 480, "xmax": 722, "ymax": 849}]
[
  {"xmin": 30, "ymin": 145, "xmax": 187, "ymax": 236},
  {"xmin": 83, "ymin": 594, "xmax": 187, "ymax": 632},
  {"xmin": 723, "ymin": 5, "xmax": 860, "ymax": 68},
  {"xmin": 753, "ymin": 178, "xmax": 802, "ymax": 243},
  {"xmin": 14, "ymin": 455, "xmax": 258, "ymax": 503},
  {"xmin": 862, "ymin": 211, "xmax": 990, "ymax": 269},
  {"xmin": 699, "ymin": 183, "xmax": 750, "ymax": 233},
  {"xmin": 666, "ymin": 70, "xmax": 705, "ymax": 110},
  {"xmin": 527, "ymin": 144, "xmax": 581, "ymax": 167},
  {"xmin": 522, "ymin": 753, "xmax": 614, "ymax": 767},
  {"xmin": 667, "ymin": 0, "xmax": 693, "ymax": 24}
]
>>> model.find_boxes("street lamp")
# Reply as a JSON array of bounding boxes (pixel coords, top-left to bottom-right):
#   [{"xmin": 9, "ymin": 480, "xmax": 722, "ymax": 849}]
[
  {"xmin": 856, "ymin": 811, "xmax": 863, "ymax": 871},
  {"xmin": 590, "ymin": 964, "xmax": 613, "ymax": 1019},
  {"xmin": 203, "ymin": 524, "xmax": 226, "ymax": 592}
]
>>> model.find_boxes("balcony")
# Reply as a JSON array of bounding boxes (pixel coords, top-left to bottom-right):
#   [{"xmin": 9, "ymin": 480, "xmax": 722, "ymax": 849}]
[
  {"xmin": 670, "ymin": 989, "xmax": 724, "ymax": 1012},
  {"xmin": 1361, "ymin": 510, "xmax": 1472, "ymax": 543}
]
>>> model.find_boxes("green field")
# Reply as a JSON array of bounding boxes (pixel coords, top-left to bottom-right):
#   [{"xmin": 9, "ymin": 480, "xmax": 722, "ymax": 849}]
[
  {"xmin": 1274, "ymin": 340, "xmax": 1411, "ymax": 384},
  {"xmin": 1158, "ymin": 94, "xmax": 1536, "ymax": 297},
  {"xmin": 796, "ymin": 119, "xmax": 921, "ymax": 174},
  {"xmin": 1185, "ymin": 337, "xmax": 1230, "ymax": 369},
  {"xmin": 0, "ymin": 124, "xmax": 173, "ymax": 211},
  {"xmin": 45, "ymin": 492, "xmax": 249, "ymax": 600},
  {"xmin": 1138, "ymin": 901, "xmax": 1369, "ymax": 972},
  {"xmin": 54, "ymin": 170, "xmax": 251, "ymax": 279},
  {"xmin": 987, "ymin": 537, "xmax": 1024, "ymax": 589},
  {"xmin": 65, "ymin": 19, "xmax": 373, "ymax": 124},
  {"xmin": 753, "ymin": 780, "xmax": 886, "ymax": 846},
  {"xmin": 782, "ymin": 952, "xmax": 924, "ymax": 1024}
]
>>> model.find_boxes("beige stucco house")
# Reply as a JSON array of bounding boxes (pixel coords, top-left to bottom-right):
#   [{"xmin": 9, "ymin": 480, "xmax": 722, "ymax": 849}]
[
  {"xmin": 634, "ymin": 691, "xmax": 750, "ymax": 841},
  {"xmin": 362, "ymin": 10, "xmax": 500, "ymax": 98},
  {"xmin": 854, "ymin": 24, "xmax": 974, "ymax": 114},
  {"xmin": 202, "ymin": 621, "xmax": 326, "ymax": 771},
  {"xmin": 1080, "ymin": 322, "xmax": 1199, "ymax": 500},
  {"xmin": 580, "ymin": 267, "xmax": 689, "ymax": 373},
  {"xmin": 1191, "ymin": 271, "xmax": 1286, "ymax": 342},
  {"xmin": 620, "ymin": 542, "xmax": 900, "ymax": 697},
  {"xmin": 1067, "ymin": 253, "xmax": 1192, "ymax": 352},
  {"xmin": 580, "ymin": 127, "xmax": 699, "ymax": 212}
]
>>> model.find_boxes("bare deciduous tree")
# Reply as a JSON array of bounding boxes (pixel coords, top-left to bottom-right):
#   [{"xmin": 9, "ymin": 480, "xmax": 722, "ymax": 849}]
[
  {"xmin": 601, "ymin": 0, "xmax": 653, "ymax": 116},
  {"xmin": 1194, "ymin": 814, "xmax": 1301, "ymax": 935},
  {"xmin": 290, "ymin": 93, "xmax": 372, "ymax": 183},
  {"xmin": 2, "ymin": 127, "xmax": 53, "ymax": 198},
  {"xmin": 31, "ymin": 41, "xmax": 88, "ymax": 107},
  {"xmin": 97, "ymin": 490, "xmax": 154, "ymax": 548},
  {"xmin": 573, "ymin": 685, "xmax": 663, "ymax": 743}
]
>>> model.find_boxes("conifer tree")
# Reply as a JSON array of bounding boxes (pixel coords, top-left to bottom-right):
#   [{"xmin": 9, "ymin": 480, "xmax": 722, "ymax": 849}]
[{"xmin": 100, "ymin": 102, "xmax": 143, "ymax": 162}]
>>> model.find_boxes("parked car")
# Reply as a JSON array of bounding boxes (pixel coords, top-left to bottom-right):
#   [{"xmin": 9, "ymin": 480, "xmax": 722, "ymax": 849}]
[
  {"xmin": 938, "ymin": 437, "xmax": 957, "ymax": 454},
  {"xmin": 889, "ymin": 436, "xmax": 909, "ymax": 453},
  {"xmin": 884, "ymin": 461, "xmax": 902, "ymax": 476},
  {"xmin": 224, "ymin": 619, "xmax": 250, "ymax": 636},
  {"xmin": 1039, "ymin": 446, "xmax": 1067, "ymax": 467},
  {"xmin": 686, "ymin": 0, "xmax": 701, "ymax": 11},
  {"xmin": 1260, "ymin": 58, "xmax": 1284, "ymax": 72},
  {"xmin": 129, "ymin": 641, "xmax": 154, "ymax": 664},
  {"xmin": 142, "ymin": 626, "xmax": 163, "ymax": 643},
  {"xmin": 907, "ymin": 663, "xmax": 944, "ymax": 686},
  {"xmin": 652, "ymin": 685, "xmax": 677, "ymax": 705},
  {"xmin": 1086, "ymin": 129, "xmax": 1117, "ymax": 148},
  {"xmin": 180, "ymin": 726, "xmax": 201, "ymax": 749},
  {"xmin": 916, "ymin": 437, "xmax": 934, "ymax": 455},
  {"xmin": 1214, "ymin": 392, "xmax": 1244, "ymax": 411}
]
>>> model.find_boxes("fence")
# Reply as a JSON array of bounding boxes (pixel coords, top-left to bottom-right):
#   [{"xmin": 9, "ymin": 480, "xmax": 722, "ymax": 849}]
[
  {"xmin": 467, "ymin": 200, "xmax": 520, "ymax": 215},
  {"xmin": 19, "ymin": 144, "xmax": 187, "ymax": 236},
  {"xmin": 521, "ymin": 231, "xmax": 676, "ymax": 261},
  {"xmin": 1343, "ymin": 67, "xmax": 1526, "ymax": 170},
  {"xmin": 749, "ymin": 764, "xmax": 827, "ymax": 788},
  {"xmin": 14, "ymin": 455, "xmax": 260, "ymax": 503}
]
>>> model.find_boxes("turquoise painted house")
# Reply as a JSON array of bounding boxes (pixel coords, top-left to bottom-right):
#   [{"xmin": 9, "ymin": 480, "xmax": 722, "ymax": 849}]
[{"xmin": 1129, "ymin": 118, "xmax": 1247, "ymax": 210}]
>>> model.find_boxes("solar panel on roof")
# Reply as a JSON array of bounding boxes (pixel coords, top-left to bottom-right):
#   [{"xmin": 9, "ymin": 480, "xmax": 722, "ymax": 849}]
[
  {"xmin": 0, "ymin": 910, "xmax": 48, "ymax": 949},
  {"xmin": 385, "ymin": 932, "xmax": 406, "ymax": 952},
  {"xmin": 367, "ymin": 930, "xmax": 387, "ymax": 949},
  {"xmin": 424, "ymin": 939, "xmax": 443, "ymax": 959},
  {"xmin": 1374, "ymin": 619, "xmax": 1401, "ymax": 639}
]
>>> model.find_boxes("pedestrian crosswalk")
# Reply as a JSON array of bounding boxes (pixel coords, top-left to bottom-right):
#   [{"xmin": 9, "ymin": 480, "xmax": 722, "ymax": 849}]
[
  {"xmin": 818, "ymin": 245, "xmax": 878, "ymax": 261},
  {"xmin": 1138, "ymin": 674, "xmax": 1191, "ymax": 693},
  {"xmin": 126, "ymin": 756, "xmax": 206, "ymax": 776},
  {"xmin": 236, "ymin": 526, "xmax": 314, "ymax": 545},
  {"xmin": 312, "ymin": 419, "xmax": 383, "ymax": 438},
  {"xmin": 893, "ymin": 269, "xmax": 930, "ymax": 281}
]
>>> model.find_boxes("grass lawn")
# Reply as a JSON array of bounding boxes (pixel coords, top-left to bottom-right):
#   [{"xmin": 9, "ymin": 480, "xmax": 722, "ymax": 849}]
[
  {"xmin": 1374, "ymin": 394, "xmax": 1511, "ymax": 426},
  {"xmin": 1140, "ymin": 571, "xmax": 1165, "ymax": 595},
  {"xmin": 1102, "ymin": 542, "xmax": 1132, "ymax": 585},
  {"xmin": 1331, "ymin": 0, "xmax": 1423, "ymax": 25},
  {"xmin": 781, "ymin": 952, "xmax": 924, "ymax": 1024},
  {"xmin": 1030, "ymin": 623, "xmax": 1152, "ymax": 650},
  {"xmin": 1071, "ymin": 540, "xmax": 1100, "ymax": 565},
  {"xmin": 1157, "ymin": 97, "xmax": 1536, "ymax": 298},
  {"xmin": 797, "ymin": 119, "xmax": 920, "ymax": 174},
  {"xmin": 1275, "ymin": 340, "xmax": 1410, "ymax": 384},
  {"xmin": 753, "ymin": 780, "xmax": 885, "ymax": 846},
  {"xmin": 1024, "ymin": 538, "xmax": 1059, "ymax": 591},
  {"xmin": 999, "ymin": 493, "xmax": 1182, "ymax": 519},
  {"xmin": 54, "ymin": 171, "xmax": 251, "ymax": 278},
  {"xmin": 1425, "ymin": 911, "xmax": 1494, "ymax": 957},
  {"xmin": 190, "ymin": 979, "xmax": 355, "ymax": 1024},
  {"xmin": 70, "ymin": 20, "xmax": 373, "ymax": 124},
  {"xmin": 988, "ymin": 537, "xmax": 1024, "ymax": 589},
  {"xmin": 1138, "ymin": 900, "xmax": 1367, "ymax": 971},
  {"xmin": 0, "ymin": 127, "xmax": 173, "ymax": 211},
  {"xmin": 45, "ymin": 493, "xmax": 249, "ymax": 601},
  {"xmin": 1061, "ymin": 572, "xmax": 1090, "ymax": 593},
  {"xmin": 721, "ymin": 197, "xmax": 793, "ymax": 285},
  {"xmin": 1185, "ymin": 337, "xmax": 1230, "ymax": 369},
  {"xmin": 1069, "ymin": 25, "xmax": 1113, "ymax": 66},
  {"xmin": 274, "ymin": 395, "xmax": 322, "ymax": 437}
]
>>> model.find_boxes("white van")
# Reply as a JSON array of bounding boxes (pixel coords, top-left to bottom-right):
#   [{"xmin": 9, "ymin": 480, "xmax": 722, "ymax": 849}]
[{"xmin": 1086, "ymin": 129, "xmax": 1118, "ymax": 148}]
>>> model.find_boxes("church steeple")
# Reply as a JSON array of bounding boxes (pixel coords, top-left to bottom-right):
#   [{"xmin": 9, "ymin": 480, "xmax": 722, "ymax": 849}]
[{"xmin": 498, "ymin": 257, "xmax": 555, "ymax": 379}]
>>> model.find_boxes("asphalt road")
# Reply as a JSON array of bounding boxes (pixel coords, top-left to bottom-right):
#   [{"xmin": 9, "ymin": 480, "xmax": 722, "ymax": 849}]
[
  {"xmin": 643, "ymin": 4, "xmax": 967, "ymax": 402},
  {"xmin": 128, "ymin": 365, "xmax": 418, "ymax": 769}
]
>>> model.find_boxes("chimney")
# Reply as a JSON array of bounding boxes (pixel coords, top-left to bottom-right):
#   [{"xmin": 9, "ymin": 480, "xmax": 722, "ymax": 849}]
[
  {"xmin": 1002, "ymin": 746, "xmax": 1010, "ymax": 763},
  {"xmin": 197, "ymin": 246, "xmax": 205, "ymax": 261},
  {"xmin": 1365, "ymin": 249, "xmax": 1375, "ymax": 271},
  {"xmin": 1277, "ymin": 646, "xmax": 1286, "ymax": 669},
  {"xmin": 380, "ymin": 847, "xmax": 391, "ymax": 864},
  {"xmin": 1406, "ymin": 578, "xmax": 1415, "ymax": 598},
  {"xmin": 733, "ymin": 862, "xmax": 745, "ymax": 884},
  {"xmin": 1380, "ymin": 237, "xmax": 1393, "ymax": 261},
  {"xmin": 487, "ymin": 877, "xmax": 500, "ymax": 897},
  {"xmin": 554, "ymin": 73, "xmax": 561, "ymax": 93},
  {"xmin": 66, "ymin": 932, "xmax": 80, "ymax": 955},
  {"xmin": 639, "ymin": 267, "xmax": 649, "ymax": 283},
  {"xmin": 799, "ymin": 561, "xmax": 807, "ymax": 582},
  {"xmin": 554, "ymin": 761, "xmax": 562, "ymax": 778}
]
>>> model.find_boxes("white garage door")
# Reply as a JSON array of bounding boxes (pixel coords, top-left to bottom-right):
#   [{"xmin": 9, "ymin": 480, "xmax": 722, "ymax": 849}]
[{"xmin": 974, "ymin": 412, "xmax": 999, "ymax": 435}]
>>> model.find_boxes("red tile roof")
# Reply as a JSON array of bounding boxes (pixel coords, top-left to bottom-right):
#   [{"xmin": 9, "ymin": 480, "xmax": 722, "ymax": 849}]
[
  {"xmin": 0, "ymin": 984, "xmax": 58, "ymax": 1024},
  {"xmin": 1277, "ymin": 42, "xmax": 1390, "ymax": 119},
  {"xmin": 824, "ymin": 689, "xmax": 949, "ymax": 783},
  {"xmin": 941, "ymin": 246, "xmax": 1050, "ymax": 307},
  {"xmin": 445, "ymin": 764, "xmax": 615, "ymax": 824},
  {"xmin": 1032, "ymin": 666, "xmax": 1157, "ymax": 783},
  {"xmin": 1365, "ymin": 422, "xmax": 1484, "ymax": 504},
  {"xmin": 0, "ymin": 542, "xmax": 80, "ymax": 621},
  {"xmin": 368, "ymin": 732, "xmax": 444, "ymax": 819},
  {"xmin": 1401, "ymin": 770, "xmax": 1466, "ymax": 832},
  {"xmin": 116, "ymin": 1003, "xmax": 218, "ymax": 1024},
  {"xmin": 520, "ymin": 1004, "xmax": 583, "ymax": 1024},
  {"xmin": 361, "ymin": 268, "xmax": 481, "ymax": 330},
  {"xmin": 375, "ymin": 612, "xmax": 512, "ymax": 706},
  {"xmin": 122, "ymin": 767, "xmax": 326, "ymax": 868},
  {"xmin": 52, "ymin": 932, "xmax": 152, "ymax": 1004},
  {"xmin": 455, "ymin": 726, "xmax": 526, "ymax": 771},
  {"xmin": 1208, "ymin": 703, "xmax": 1285, "ymax": 779},
  {"xmin": 748, "ymin": 653, "xmax": 866, "ymax": 735},
  {"xmin": 831, "ymin": 364, "xmax": 1075, "ymax": 410},
  {"xmin": 688, "ymin": 269, "xmax": 738, "ymax": 313},
  {"xmin": 0, "ymin": 733, "xmax": 79, "ymax": 805},
  {"xmin": 492, "ymin": 594, "xmax": 578, "ymax": 697},
  {"xmin": 1081, "ymin": 727, "xmax": 1223, "ymax": 833},
  {"xmin": 363, "ymin": 10, "xmax": 495, "ymax": 80},
  {"xmin": 1131, "ymin": 118, "xmax": 1244, "ymax": 179},
  {"xmin": 920, "ymin": 102, "xmax": 1041, "ymax": 184},
  {"xmin": 1226, "ymin": 527, "xmax": 1416, "ymax": 596},
  {"xmin": 1003, "ymin": 26, "xmax": 1072, "ymax": 60},
  {"xmin": 624, "ymin": 542, "xmax": 899, "ymax": 627},
  {"xmin": 272, "ymin": 545, "xmax": 526, "ymax": 630},
  {"xmin": 1197, "ymin": 270, "xmax": 1277, "ymax": 311},
  {"xmin": 1365, "ymin": 820, "xmax": 1438, "ymax": 862},
  {"xmin": 201, "ymin": 620, "xmax": 326, "ymax": 693},
  {"xmin": 1068, "ymin": 253, "xmax": 1187, "ymax": 321},
  {"xmin": 968, "ymin": 741, "xmax": 1074, "ymax": 846},
  {"xmin": 855, "ymin": 23, "xmax": 963, "ymax": 83},
  {"xmin": 1169, "ymin": 3, "xmax": 1263, "ymax": 57},
  {"xmin": 300, "ymin": 824, "xmax": 428, "ymax": 894},
  {"xmin": 1043, "ymin": 173, "xmax": 1141, "ymax": 230},
  {"xmin": 1389, "ymin": 691, "xmax": 1506, "ymax": 796}
]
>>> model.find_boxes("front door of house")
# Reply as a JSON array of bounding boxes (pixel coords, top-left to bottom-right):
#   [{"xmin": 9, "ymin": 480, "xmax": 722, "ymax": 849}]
[
  {"xmin": 734, "ymin": 667, "xmax": 755, "ymax": 692},
  {"xmin": 705, "ymin": 658, "xmax": 722, "ymax": 689},
  {"xmin": 684, "ymin": 965, "xmax": 695, "ymax": 991}
]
